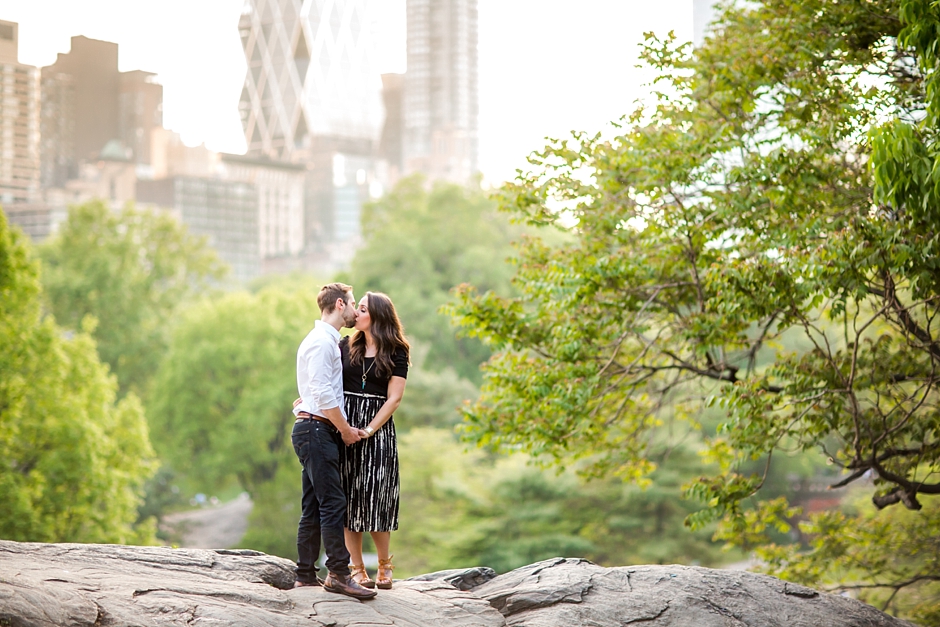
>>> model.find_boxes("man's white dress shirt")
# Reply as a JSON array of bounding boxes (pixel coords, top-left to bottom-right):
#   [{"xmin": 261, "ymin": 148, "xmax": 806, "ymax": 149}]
[{"xmin": 294, "ymin": 320, "xmax": 347, "ymax": 420}]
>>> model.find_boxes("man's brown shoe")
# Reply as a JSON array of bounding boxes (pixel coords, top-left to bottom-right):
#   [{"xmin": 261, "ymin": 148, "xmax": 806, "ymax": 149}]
[
  {"xmin": 293, "ymin": 578, "xmax": 322, "ymax": 588},
  {"xmin": 323, "ymin": 572, "xmax": 378, "ymax": 600}
]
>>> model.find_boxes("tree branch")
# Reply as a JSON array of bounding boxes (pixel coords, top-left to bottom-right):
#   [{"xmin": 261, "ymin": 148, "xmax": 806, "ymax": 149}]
[{"xmin": 880, "ymin": 271, "xmax": 940, "ymax": 365}]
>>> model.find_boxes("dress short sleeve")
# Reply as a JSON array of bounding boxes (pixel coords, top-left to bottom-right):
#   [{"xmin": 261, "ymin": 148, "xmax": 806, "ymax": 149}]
[{"xmin": 391, "ymin": 348, "xmax": 409, "ymax": 379}]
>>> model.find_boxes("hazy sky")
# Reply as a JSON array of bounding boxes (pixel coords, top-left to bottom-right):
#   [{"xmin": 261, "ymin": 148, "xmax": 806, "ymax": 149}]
[{"xmin": 0, "ymin": 0, "xmax": 693, "ymax": 184}]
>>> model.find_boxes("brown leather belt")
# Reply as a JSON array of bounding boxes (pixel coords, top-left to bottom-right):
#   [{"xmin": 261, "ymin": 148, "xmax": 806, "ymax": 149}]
[{"xmin": 295, "ymin": 412, "xmax": 332, "ymax": 426}]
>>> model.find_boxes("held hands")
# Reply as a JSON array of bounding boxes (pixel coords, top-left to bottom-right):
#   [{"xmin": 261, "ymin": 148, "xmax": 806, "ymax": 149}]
[{"xmin": 341, "ymin": 427, "xmax": 370, "ymax": 446}]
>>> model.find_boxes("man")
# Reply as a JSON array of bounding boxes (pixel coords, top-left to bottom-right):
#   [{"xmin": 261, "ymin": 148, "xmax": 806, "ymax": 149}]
[{"xmin": 291, "ymin": 282, "xmax": 376, "ymax": 599}]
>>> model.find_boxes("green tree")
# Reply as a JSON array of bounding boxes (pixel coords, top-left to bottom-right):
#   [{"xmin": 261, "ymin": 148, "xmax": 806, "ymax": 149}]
[
  {"xmin": 39, "ymin": 200, "xmax": 226, "ymax": 396},
  {"xmin": 449, "ymin": 0, "xmax": 939, "ymax": 620},
  {"xmin": 0, "ymin": 210, "xmax": 156, "ymax": 544},
  {"xmin": 147, "ymin": 287, "xmax": 317, "ymax": 493},
  {"xmin": 344, "ymin": 176, "xmax": 520, "ymax": 382},
  {"xmin": 397, "ymin": 343, "xmax": 478, "ymax": 429}
]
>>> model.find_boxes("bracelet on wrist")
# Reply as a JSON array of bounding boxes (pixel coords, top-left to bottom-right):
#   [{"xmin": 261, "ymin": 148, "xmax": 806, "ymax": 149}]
[{"xmin": 364, "ymin": 426, "xmax": 375, "ymax": 437}]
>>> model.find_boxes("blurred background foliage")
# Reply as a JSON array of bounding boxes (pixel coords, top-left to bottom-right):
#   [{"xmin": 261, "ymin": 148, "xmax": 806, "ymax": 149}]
[
  {"xmin": 38, "ymin": 200, "xmax": 226, "ymax": 398},
  {"xmin": 0, "ymin": 178, "xmax": 748, "ymax": 577},
  {"xmin": 0, "ymin": 211, "xmax": 155, "ymax": 544}
]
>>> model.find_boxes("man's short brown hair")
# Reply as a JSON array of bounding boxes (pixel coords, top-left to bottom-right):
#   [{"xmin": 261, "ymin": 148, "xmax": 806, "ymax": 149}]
[{"xmin": 317, "ymin": 282, "xmax": 353, "ymax": 314}]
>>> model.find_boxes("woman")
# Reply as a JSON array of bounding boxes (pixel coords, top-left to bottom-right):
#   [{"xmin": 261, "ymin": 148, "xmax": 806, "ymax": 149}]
[{"xmin": 339, "ymin": 291, "xmax": 409, "ymax": 590}]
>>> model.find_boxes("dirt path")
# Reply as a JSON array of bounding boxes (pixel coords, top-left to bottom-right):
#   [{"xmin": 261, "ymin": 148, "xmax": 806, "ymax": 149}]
[{"xmin": 161, "ymin": 493, "xmax": 253, "ymax": 549}]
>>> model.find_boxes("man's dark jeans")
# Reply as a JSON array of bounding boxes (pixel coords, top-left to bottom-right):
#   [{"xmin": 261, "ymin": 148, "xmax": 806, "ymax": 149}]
[{"xmin": 292, "ymin": 419, "xmax": 351, "ymax": 583}]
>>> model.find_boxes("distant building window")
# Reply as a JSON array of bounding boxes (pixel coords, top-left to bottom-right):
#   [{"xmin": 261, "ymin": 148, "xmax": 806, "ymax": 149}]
[{"xmin": 0, "ymin": 23, "xmax": 13, "ymax": 41}]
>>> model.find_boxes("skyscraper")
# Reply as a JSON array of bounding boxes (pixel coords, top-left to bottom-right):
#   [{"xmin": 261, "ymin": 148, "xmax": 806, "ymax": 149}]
[
  {"xmin": 238, "ymin": 0, "xmax": 384, "ymax": 159},
  {"xmin": 238, "ymin": 0, "xmax": 384, "ymax": 267},
  {"xmin": 403, "ymin": 0, "xmax": 478, "ymax": 184},
  {"xmin": 0, "ymin": 20, "xmax": 40, "ymax": 205}
]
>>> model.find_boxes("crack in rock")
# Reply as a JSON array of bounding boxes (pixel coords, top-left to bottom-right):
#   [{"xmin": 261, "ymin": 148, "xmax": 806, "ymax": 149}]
[
  {"xmin": 132, "ymin": 588, "xmax": 163, "ymax": 597},
  {"xmin": 213, "ymin": 549, "xmax": 266, "ymax": 557},
  {"xmin": 701, "ymin": 597, "xmax": 750, "ymax": 626}
]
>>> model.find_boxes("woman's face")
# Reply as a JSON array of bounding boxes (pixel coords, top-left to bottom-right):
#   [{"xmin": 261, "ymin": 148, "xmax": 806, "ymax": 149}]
[{"xmin": 355, "ymin": 296, "xmax": 371, "ymax": 332}]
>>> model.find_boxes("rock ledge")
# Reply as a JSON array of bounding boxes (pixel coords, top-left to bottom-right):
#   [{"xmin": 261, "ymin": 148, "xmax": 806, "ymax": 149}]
[{"xmin": 0, "ymin": 541, "xmax": 913, "ymax": 626}]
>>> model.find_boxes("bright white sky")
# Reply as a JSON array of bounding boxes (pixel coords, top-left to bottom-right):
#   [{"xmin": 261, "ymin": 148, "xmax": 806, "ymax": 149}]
[{"xmin": 0, "ymin": 0, "xmax": 693, "ymax": 185}]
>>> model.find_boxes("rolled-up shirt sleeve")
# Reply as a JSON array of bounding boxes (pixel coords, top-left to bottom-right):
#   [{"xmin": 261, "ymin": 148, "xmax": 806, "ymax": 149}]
[{"xmin": 305, "ymin": 339, "xmax": 339, "ymax": 410}]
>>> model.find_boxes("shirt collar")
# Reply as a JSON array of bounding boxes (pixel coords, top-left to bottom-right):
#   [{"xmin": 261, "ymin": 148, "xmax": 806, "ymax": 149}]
[{"xmin": 315, "ymin": 319, "xmax": 342, "ymax": 341}]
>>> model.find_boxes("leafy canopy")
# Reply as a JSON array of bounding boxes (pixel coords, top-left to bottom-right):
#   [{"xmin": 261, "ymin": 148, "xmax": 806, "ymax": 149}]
[
  {"xmin": 147, "ymin": 286, "xmax": 317, "ymax": 493},
  {"xmin": 39, "ymin": 200, "xmax": 226, "ymax": 396},
  {"xmin": 0, "ymin": 210, "xmax": 155, "ymax": 544},
  {"xmin": 450, "ymin": 0, "xmax": 940, "ymax": 619}
]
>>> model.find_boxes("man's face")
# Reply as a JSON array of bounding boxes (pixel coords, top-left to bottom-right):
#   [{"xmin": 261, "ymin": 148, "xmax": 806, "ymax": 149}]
[{"xmin": 341, "ymin": 293, "xmax": 358, "ymax": 328}]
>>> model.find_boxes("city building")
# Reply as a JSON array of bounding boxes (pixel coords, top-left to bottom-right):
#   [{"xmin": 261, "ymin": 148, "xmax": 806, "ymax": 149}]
[
  {"xmin": 59, "ymin": 140, "xmax": 137, "ymax": 207},
  {"xmin": 40, "ymin": 34, "xmax": 162, "ymax": 189},
  {"xmin": 2, "ymin": 203, "xmax": 65, "ymax": 241},
  {"xmin": 119, "ymin": 70, "xmax": 164, "ymax": 171},
  {"xmin": 137, "ymin": 176, "xmax": 260, "ymax": 283},
  {"xmin": 238, "ymin": 0, "xmax": 384, "ymax": 161},
  {"xmin": 0, "ymin": 20, "xmax": 41, "ymax": 206},
  {"xmin": 403, "ymin": 0, "xmax": 478, "ymax": 184},
  {"xmin": 13, "ymin": 33, "xmax": 165, "ymax": 246},
  {"xmin": 150, "ymin": 128, "xmax": 220, "ymax": 179},
  {"xmin": 238, "ymin": 0, "xmax": 385, "ymax": 270},
  {"xmin": 219, "ymin": 152, "xmax": 305, "ymax": 263},
  {"xmin": 39, "ymin": 65, "xmax": 75, "ymax": 188},
  {"xmin": 41, "ymin": 36, "xmax": 119, "ymax": 178}
]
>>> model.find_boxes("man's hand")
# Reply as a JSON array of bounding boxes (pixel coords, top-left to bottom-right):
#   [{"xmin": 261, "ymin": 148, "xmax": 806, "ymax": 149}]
[
  {"xmin": 292, "ymin": 397, "xmax": 302, "ymax": 408},
  {"xmin": 341, "ymin": 427, "xmax": 362, "ymax": 446}
]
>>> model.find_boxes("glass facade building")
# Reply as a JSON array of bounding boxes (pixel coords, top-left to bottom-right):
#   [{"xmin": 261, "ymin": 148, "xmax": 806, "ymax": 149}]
[
  {"xmin": 238, "ymin": 0, "xmax": 383, "ymax": 268},
  {"xmin": 238, "ymin": 0, "xmax": 384, "ymax": 160}
]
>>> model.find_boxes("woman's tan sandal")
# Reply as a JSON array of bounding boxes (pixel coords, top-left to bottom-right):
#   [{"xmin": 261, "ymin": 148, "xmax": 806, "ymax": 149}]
[
  {"xmin": 376, "ymin": 556, "xmax": 394, "ymax": 590},
  {"xmin": 349, "ymin": 563, "xmax": 375, "ymax": 589}
]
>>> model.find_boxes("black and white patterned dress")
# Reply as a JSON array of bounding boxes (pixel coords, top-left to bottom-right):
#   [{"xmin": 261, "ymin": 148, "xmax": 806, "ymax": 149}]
[{"xmin": 338, "ymin": 337, "xmax": 409, "ymax": 532}]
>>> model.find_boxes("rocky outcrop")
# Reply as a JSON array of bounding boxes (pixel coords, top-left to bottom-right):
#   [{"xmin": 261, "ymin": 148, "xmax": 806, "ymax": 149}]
[
  {"xmin": 457, "ymin": 557, "xmax": 915, "ymax": 626},
  {"xmin": 0, "ymin": 541, "xmax": 913, "ymax": 627}
]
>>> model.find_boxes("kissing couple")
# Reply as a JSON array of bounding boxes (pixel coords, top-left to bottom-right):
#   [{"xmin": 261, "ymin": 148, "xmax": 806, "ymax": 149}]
[{"xmin": 290, "ymin": 282, "xmax": 410, "ymax": 599}]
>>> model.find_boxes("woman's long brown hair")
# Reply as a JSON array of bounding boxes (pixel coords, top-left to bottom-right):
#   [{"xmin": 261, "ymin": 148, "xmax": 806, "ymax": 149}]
[{"xmin": 348, "ymin": 292, "xmax": 410, "ymax": 378}]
